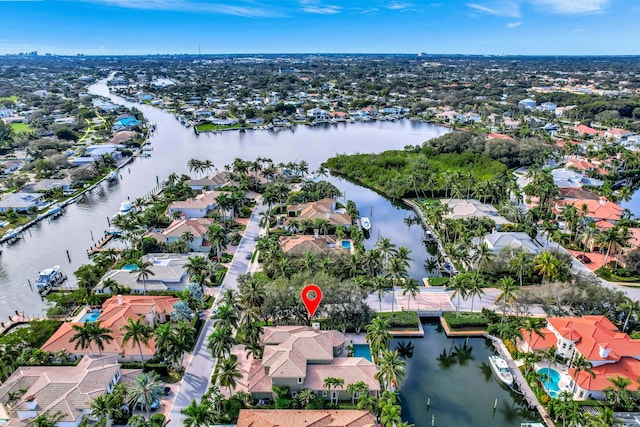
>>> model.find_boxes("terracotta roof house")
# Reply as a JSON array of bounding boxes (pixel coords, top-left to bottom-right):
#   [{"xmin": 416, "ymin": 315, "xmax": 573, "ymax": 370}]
[
  {"xmin": 440, "ymin": 199, "xmax": 510, "ymax": 228},
  {"xmin": 574, "ymin": 124, "xmax": 603, "ymax": 137},
  {"xmin": 285, "ymin": 199, "xmax": 352, "ymax": 228},
  {"xmin": 41, "ymin": 295, "xmax": 178, "ymax": 361},
  {"xmin": 0, "ymin": 355, "xmax": 123, "ymax": 427},
  {"xmin": 168, "ymin": 190, "xmax": 227, "ymax": 220},
  {"xmin": 94, "ymin": 254, "xmax": 190, "ymax": 294},
  {"xmin": 554, "ymin": 199, "xmax": 622, "ymax": 223},
  {"xmin": 236, "ymin": 409, "xmax": 376, "ymax": 427},
  {"xmin": 517, "ymin": 316, "xmax": 640, "ymax": 400},
  {"xmin": 148, "ymin": 218, "xmax": 213, "ymax": 252},
  {"xmin": 487, "ymin": 133, "xmax": 515, "ymax": 141},
  {"xmin": 278, "ymin": 234, "xmax": 353, "ymax": 256},
  {"xmin": 234, "ymin": 326, "xmax": 380, "ymax": 402}
]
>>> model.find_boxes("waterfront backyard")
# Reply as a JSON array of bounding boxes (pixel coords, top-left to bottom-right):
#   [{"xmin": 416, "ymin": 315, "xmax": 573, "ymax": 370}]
[{"xmin": 396, "ymin": 320, "xmax": 541, "ymax": 427}]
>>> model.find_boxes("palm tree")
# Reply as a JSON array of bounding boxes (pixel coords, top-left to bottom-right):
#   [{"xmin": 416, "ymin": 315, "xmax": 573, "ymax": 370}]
[
  {"xmin": 401, "ymin": 278, "xmax": 420, "ymax": 311},
  {"xmin": 376, "ymin": 349, "xmax": 406, "ymax": 391},
  {"xmin": 213, "ymin": 355, "xmax": 243, "ymax": 396},
  {"xmin": 181, "ymin": 230, "xmax": 195, "ymax": 252},
  {"xmin": 472, "ymin": 242, "xmax": 495, "ymax": 273},
  {"xmin": 466, "ymin": 273, "xmax": 485, "ymax": 313},
  {"xmin": 618, "ymin": 297, "xmax": 640, "ymax": 333},
  {"xmin": 90, "ymin": 394, "xmax": 123, "ymax": 427},
  {"xmin": 206, "ymin": 224, "xmax": 228, "ymax": 262},
  {"xmin": 131, "ymin": 259, "xmax": 154, "ymax": 295},
  {"xmin": 181, "ymin": 398, "xmax": 215, "ymax": 427},
  {"xmin": 26, "ymin": 412, "xmax": 64, "ymax": 427},
  {"xmin": 371, "ymin": 277, "xmax": 390, "ymax": 313},
  {"xmin": 346, "ymin": 381, "xmax": 369, "ymax": 405},
  {"xmin": 128, "ymin": 372, "xmax": 165, "ymax": 421},
  {"xmin": 121, "ymin": 317, "xmax": 154, "ymax": 364},
  {"xmin": 509, "ymin": 251, "xmax": 531, "ymax": 287},
  {"xmin": 570, "ymin": 354, "xmax": 595, "ymax": 394},
  {"xmin": 375, "ymin": 237, "xmax": 398, "ymax": 268},
  {"xmin": 449, "ymin": 274, "xmax": 468, "ymax": 316},
  {"xmin": 582, "ymin": 407, "xmax": 621, "ymax": 427},
  {"xmin": 212, "ymin": 304, "xmax": 240, "ymax": 330},
  {"xmin": 207, "ymin": 326, "xmax": 234, "ymax": 359},
  {"xmin": 533, "ymin": 251, "xmax": 559, "ymax": 283},
  {"xmin": 596, "ymin": 228, "xmax": 624, "ymax": 269},
  {"xmin": 70, "ymin": 321, "xmax": 113, "ymax": 355},
  {"xmin": 494, "ymin": 276, "xmax": 517, "ymax": 318},
  {"xmin": 323, "ymin": 377, "xmax": 344, "ymax": 406},
  {"xmin": 380, "ymin": 400, "xmax": 402, "ymax": 427},
  {"xmin": 365, "ymin": 317, "xmax": 391, "ymax": 361}
]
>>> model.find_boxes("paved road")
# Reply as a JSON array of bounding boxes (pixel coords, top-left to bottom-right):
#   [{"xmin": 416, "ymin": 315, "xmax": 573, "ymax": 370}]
[{"xmin": 167, "ymin": 200, "xmax": 266, "ymax": 426}]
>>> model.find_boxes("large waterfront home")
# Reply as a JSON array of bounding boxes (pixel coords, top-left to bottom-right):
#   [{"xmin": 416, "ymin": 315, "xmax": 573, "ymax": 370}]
[
  {"xmin": 517, "ymin": 315, "xmax": 640, "ymax": 400},
  {"xmin": 471, "ymin": 231, "xmax": 542, "ymax": 255},
  {"xmin": 233, "ymin": 326, "xmax": 379, "ymax": 402},
  {"xmin": 148, "ymin": 218, "xmax": 213, "ymax": 252},
  {"xmin": 440, "ymin": 198, "xmax": 510, "ymax": 228},
  {"xmin": 42, "ymin": 295, "xmax": 178, "ymax": 361},
  {"xmin": 95, "ymin": 254, "xmax": 190, "ymax": 294},
  {"xmin": 553, "ymin": 199, "xmax": 623, "ymax": 225},
  {"xmin": 0, "ymin": 355, "xmax": 123, "ymax": 427},
  {"xmin": 186, "ymin": 171, "xmax": 232, "ymax": 191},
  {"xmin": 285, "ymin": 198, "xmax": 352, "ymax": 228},
  {"xmin": 236, "ymin": 409, "xmax": 376, "ymax": 427},
  {"xmin": 0, "ymin": 192, "xmax": 46, "ymax": 213},
  {"xmin": 167, "ymin": 190, "xmax": 226, "ymax": 219}
]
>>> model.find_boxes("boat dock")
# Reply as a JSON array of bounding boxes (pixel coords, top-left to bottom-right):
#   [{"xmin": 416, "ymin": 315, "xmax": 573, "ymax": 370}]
[
  {"xmin": 487, "ymin": 335, "xmax": 555, "ymax": 427},
  {"xmin": 87, "ymin": 233, "xmax": 123, "ymax": 256},
  {"xmin": 0, "ymin": 311, "xmax": 72, "ymax": 337}
]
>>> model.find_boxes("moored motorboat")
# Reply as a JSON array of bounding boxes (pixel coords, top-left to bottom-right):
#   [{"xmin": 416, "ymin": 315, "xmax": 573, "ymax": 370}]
[
  {"xmin": 119, "ymin": 200, "xmax": 132, "ymax": 214},
  {"xmin": 107, "ymin": 171, "xmax": 119, "ymax": 182},
  {"xmin": 360, "ymin": 217, "xmax": 372, "ymax": 231},
  {"xmin": 35, "ymin": 265, "xmax": 66, "ymax": 292},
  {"xmin": 488, "ymin": 355, "xmax": 514, "ymax": 386},
  {"xmin": 45, "ymin": 203, "xmax": 63, "ymax": 218},
  {"xmin": 2, "ymin": 227, "xmax": 22, "ymax": 243}
]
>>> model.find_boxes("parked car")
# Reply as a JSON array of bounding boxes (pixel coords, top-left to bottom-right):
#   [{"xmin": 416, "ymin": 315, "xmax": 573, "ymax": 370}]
[
  {"xmin": 164, "ymin": 386, "xmax": 172, "ymax": 396},
  {"xmin": 246, "ymin": 252, "xmax": 252, "ymax": 260},
  {"xmin": 577, "ymin": 254, "xmax": 592, "ymax": 264},
  {"xmin": 256, "ymin": 398, "xmax": 272, "ymax": 406},
  {"xmin": 134, "ymin": 399, "xmax": 160, "ymax": 411}
]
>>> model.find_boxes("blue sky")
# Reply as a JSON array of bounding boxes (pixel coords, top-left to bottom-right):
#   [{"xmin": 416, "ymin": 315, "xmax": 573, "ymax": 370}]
[{"xmin": 1, "ymin": 0, "xmax": 639, "ymax": 55}]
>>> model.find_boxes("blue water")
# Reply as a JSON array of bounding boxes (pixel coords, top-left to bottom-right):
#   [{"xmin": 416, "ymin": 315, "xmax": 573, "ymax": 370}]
[
  {"xmin": 78, "ymin": 310, "xmax": 101, "ymax": 323},
  {"xmin": 122, "ymin": 264, "xmax": 139, "ymax": 271},
  {"xmin": 353, "ymin": 344, "xmax": 372, "ymax": 361},
  {"xmin": 538, "ymin": 368, "xmax": 561, "ymax": 398},
  {"xmin": 341, "ymin": 240, "xmax": 351, "ymax": 249}
]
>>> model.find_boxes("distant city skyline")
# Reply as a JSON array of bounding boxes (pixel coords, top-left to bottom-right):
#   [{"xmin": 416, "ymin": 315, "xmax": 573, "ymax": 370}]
[{"xmin": 1, "ymin": 0, "xmax": 639, "ymax": 56}]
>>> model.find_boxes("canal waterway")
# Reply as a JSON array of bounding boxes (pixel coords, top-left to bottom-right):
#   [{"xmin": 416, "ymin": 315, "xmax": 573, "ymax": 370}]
[
  {"xmin": 396, "ymin": 320, "xmax": 541, "ymax": 427},
  {"xmin": 0, "ymin": 79, "xmax": 448, "ymax": 320}
]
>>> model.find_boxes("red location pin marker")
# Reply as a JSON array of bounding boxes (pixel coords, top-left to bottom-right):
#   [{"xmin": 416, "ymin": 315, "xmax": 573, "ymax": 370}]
[{"xmin": 301, "ymin": 284, "xmax": 323, "ymax": 318}]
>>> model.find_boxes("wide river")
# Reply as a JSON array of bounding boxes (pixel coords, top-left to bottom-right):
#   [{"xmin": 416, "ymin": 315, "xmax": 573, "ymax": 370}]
[{"xmin": 0, "ymin": 80, "xmax": 448, "ymax": 320}]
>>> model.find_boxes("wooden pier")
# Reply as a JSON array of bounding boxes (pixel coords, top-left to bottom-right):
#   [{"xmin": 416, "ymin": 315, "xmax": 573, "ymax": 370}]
[
  {"xmin": 0, "ymin": 311, "xmax": 71, "ymax": 337},
  {"xmin": 87, "ymin": 233, "xmax": 123, "ymax": 256}
]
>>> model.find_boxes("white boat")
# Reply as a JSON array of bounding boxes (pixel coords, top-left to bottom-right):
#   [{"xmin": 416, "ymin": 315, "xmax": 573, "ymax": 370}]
[
  {"xmin": 35, "ymin": 265, "xmax": 66, "ymax": 292},
  {"xmin": 45, "ymin": 203, "xmax": 62, "ymax": 218},
  {"xmin": 360, "ymin": 217, "xmax": 372, "ymax": 231},
  {"xmin": 107, "ymin": 171, "xmax": 118, "ymax": 182},
  {"xmin": 119, "ymin": 200, "xmax": 132, "ymax": 214},
  {"xmin": 488, "ymin": 355, "xmax": 514, "ymax": 386},
  {"xmin": 3, "ymin": 228, "xmax": 21, "ymax": 242}
]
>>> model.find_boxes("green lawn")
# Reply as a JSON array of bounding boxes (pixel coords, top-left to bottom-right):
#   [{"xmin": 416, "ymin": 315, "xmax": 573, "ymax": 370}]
[
  {"xmin": 10, "ymin": 123, "xmax": 32, "ymax": 134},
  {"xmin": 195, "ymin": 123, "xmax": 242, "ymax": 132},
  {"xmin": 0, "ymin": 96, "xmax": 18, "ymax": 103}
]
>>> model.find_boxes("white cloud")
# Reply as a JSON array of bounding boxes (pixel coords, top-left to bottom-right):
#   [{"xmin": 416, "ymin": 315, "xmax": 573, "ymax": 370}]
[
  {"xmin": 84, "ymin": 0, "xmax": 281, "ymax": 17},
  {"xmin": 506, "ymin": 21, "xmax": 521, "ymax": 27},
  {"xmin": 527, "ymin": 0, "xmax": 610, "ymax": 14},
  {"xmin": 387, "ymin": 2, "xmax": 412, "ymax": 10},
  {"xmin": 302, "ymin": 5, "xmax": 341, "ymax": 14},
  {"xmin": 467, "ymin": 2, "xmax": 521, "ymax": 17}
]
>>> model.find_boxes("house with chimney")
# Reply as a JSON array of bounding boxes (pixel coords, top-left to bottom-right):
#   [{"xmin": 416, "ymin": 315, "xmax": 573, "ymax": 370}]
[{"xmin": 517, "ymin": 316, "xmax": 640, "ymax": 400}]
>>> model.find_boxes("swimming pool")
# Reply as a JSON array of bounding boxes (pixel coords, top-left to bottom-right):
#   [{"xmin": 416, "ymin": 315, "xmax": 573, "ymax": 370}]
[
  {"xmin": 79, "ymin": 310, "xmax": 101, "ymax": 323},
  {"xmin": 122, "ymin": 264, "xmax": 139, "ymax": 271},
  {"xmin": 537, "ymin": 367, "xmax": 561, "ymax": 398},
  {"xmin": 353, "ymin": 344, "xmax": 372, "ymax": 361},
  {"xmin": 341, "ymin": 240, "xmax": 351, "ymax": 249}
]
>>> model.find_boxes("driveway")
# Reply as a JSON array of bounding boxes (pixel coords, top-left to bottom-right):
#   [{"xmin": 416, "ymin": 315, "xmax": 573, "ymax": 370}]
[{"xmin": 166, "ymin": 200, "xmax": 266, "ymax": 426}]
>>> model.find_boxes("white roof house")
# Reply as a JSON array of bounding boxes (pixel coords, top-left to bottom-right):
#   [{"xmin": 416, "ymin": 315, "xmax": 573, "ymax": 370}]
[
  {"xmin": 473, "ymin": 232, "xmax": 543, "ymax": 255},
  {"xmin": 440, "ymin": 199, "xmax": 510, "ymax": 226}
]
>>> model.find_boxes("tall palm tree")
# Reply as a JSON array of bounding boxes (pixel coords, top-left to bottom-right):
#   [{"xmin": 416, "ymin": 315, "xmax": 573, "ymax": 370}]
[
  {"xmin": 618, "ymin": 297, "xmax": 640, "ymax": 333},
  {"xmin": 212, "ymin": 304, "xmax": 240, "ymax": 330},
  {"xmin": 533, "ymin": 251, "xmax": 559, "ymax": 283},
  {"xmin": 365, "ymin": 317, "xmax": 391, "ymax": 361},
  {"xmin": 509, "ymin": 251, "xmax": 531, "ymax": 287},
  {"xmin": 121, "ymin": 317, "xmax": 154, "ymax": 364},
  {"xmin": 206, "ymin": 224, "xmax": 228, "ymax": 262},
  {"xmin": 90, "ymin": 394, "xmax": 123, "ymax": 427},
  {"xmin": 380, "ymin": 400, "xmax": 403, "ymax": 427},
  {"xmin": 376, "ymin": 349, "xmax": 406, "ymax": 391},
  {"xmin": 131, "ymin": 259, "xmax": 155, "ymax": 295},
  {"xmin": 371, "ymin": 277, "xmax": 390, "ymax": 312},
  {"xmin": 26, "ymin": 411, "xmax": 64, "ymax": 427},
  {"xmin": 70, "ymin": 321, "xmax": 114, "ymax": 355},
  {"xmin": 449, "ymin": 274, "xmax": 468, "ymax": 316},
  {"xmin": 472, "ymin": 242, "xmax": 495, "ymax": 273},
  {"xmin": 213, "ymin": 355, "xmax": 243, "ymax": 397},
  {"xmin": 346, "ymin": 381, "xmax": 369, "ymax": 406},
  {"xmin": 494, "ymin": 276, "xmax": 517, "ymax": 318},
  {"xmin": 207, "ymin": 326, "xmax": 234, "ymax": 359},
  {"xmin": 128, "ymin": 372, "xmax": 165, "ymax": 421},
  {"xmin": 466, "ymin": 273, "xmax": 485, "ymax": 313},
  {"xmin": 323, "ymin": 377, "xmax": 345, "ymax": 405},
  {"xmin": 570, "ymin": 354, "xmax": 595, "ymax": 395},
  {"xmin": 401, "ymin": 278, "xmax": 420, "ymax": 311}
]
